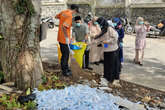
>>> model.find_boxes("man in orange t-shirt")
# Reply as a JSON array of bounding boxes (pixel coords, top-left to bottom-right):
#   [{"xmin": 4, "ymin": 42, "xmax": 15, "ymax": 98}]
[{"xmin": 55, "ymin": 4, "xmax": 79, "ymax": 76}]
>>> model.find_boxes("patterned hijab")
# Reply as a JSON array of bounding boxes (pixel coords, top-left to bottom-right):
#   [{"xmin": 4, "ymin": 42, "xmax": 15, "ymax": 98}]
[
  {"xmin": 136, "ymin": 17, "xmax": 144, "ymax": 25},
  {"xmin": 95, "ymin": 17, "xmax": 109, "ymax": 39}
]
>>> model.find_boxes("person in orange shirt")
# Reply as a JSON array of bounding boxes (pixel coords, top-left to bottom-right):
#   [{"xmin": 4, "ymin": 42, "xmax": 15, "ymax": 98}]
[{"xmin": 55, "ymin": 4, "xmax": 79, "ymax": 76}]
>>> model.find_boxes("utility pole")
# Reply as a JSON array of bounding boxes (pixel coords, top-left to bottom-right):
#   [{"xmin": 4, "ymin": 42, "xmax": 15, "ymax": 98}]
[
  {"xmin": 91, "ymin": 0, "xmax": 96, "ymax": 16},
  {"xmin": 125, "ymin": 0, "xmax": 132, "ymax": 20}
]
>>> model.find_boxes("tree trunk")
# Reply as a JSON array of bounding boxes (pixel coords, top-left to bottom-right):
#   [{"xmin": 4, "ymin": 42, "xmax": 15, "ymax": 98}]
[{"xmin": 0, "ymin": 0, "xmax": 44, "ymax": 90}]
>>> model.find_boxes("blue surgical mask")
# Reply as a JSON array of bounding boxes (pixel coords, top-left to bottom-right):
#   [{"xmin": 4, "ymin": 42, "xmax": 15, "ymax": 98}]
[
  {"xmin": 139, "ymin": 21, "xmax": 144, "ymax": 25},
  {"xmin": 113, "ymin": 23, "xmax": 117, "ymax": 27},
  {"xmin": 76, "ymin": 23, "xmax": 81, "ymax": 27},
  {"xmin": 94, "ymin": 22, "xmax": 98, "ymax": 25}
]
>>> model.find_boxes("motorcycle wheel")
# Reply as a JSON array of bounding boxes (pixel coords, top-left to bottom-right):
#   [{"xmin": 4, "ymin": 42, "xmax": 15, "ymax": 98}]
[
  {"xmin": 125, "ymin": 25, "xmax": 134, "ymax": 35},
  {"xmin": 48, "ymin": 22, "xmax": 54, "ymax": 29},
  {"xmin": 160, "ymin": 28, "xmax": 165, "ymax": 36}
]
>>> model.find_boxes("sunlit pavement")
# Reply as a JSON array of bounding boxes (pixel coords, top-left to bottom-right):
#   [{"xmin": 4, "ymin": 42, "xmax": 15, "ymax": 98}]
[{"xmin": 121, "ymin": 35, "xmax": 165, "ymax": 91}]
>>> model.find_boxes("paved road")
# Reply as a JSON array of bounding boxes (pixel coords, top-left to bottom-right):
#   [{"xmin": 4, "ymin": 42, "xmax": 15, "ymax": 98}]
[
  {"xmin": 40, "ymin": 28, "xmax": 58, "ymax": 64},
  {"xmin": 40, "ymin": 27, "xmax": 165, "ymax": 91},
  {"xmin": 121, "ymin": 35, "xmax": 165, "ymax": 91}
]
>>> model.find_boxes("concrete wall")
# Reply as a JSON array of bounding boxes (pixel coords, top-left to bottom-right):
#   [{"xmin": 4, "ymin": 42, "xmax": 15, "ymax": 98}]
[
  {"xmin": 41, "ymin": 0, "xmax": 165, "ymax": 25},
  {"xmin": 96, "ymin": 0, "xmax": 124, "ymax": 8},
  {"xmin": 67, "ymin": 4, "xmax": 91, "ymax": 19},
  {"xmin": 67, "ymin": 0, "xmax": 125, "ymax": 20},
  {"xmin": 131, "ymin": 8, "xmax": 165, "ymax": 24},
  {"xmin": 67, "ymin": 0, "xmax": 124, "ymax": 7},
  {"xmin": 41, "ymin": 2, "xmax": 67, "ymax": 25},
  {"xmin": 41, "ymin": 0, "xmax": 66, "ymax": 2},
  {"xmin": 132, "ymin": 0, "xmax": 164, "ymax": 4},
  {"xmin": 67, "ymin": 0, "xmax": 90, "ymax": 4},
  {"xmin": 95, "ymin": 8, "xmax": 125, "ymax": 19}
]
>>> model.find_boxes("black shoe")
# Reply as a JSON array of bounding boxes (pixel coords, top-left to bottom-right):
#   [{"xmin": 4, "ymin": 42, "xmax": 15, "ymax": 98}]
[
  {"xmin": 99, "ymin": 60, "xmax": 104, "ymax": 64},
  {"xmin": 63, "ymin": 72, "xmax": 72, "ymax": 76},
  {"xmin": 94, "ymin": 62, "xmax": 99, "ymax": 65},
  {"xmin": 139, "ymin": 62, "xmax": 143, "ymax": 66},
  {"xmin": 62, "ymin": 70, "xmax": 72, "ymax": 76},
  {"xmin": 86, "ymin": 66, "xmax": 93, "ymax": 70},
  {"xmin": 67, "ymin": 69, "xmax": 72, "ymax": 75}
]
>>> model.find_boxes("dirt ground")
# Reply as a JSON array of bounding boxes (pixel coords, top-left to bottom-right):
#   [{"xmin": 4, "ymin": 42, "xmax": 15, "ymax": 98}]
[{"xmin": 43, "ymin": 62, "xmax": 165, "ymax": 109}]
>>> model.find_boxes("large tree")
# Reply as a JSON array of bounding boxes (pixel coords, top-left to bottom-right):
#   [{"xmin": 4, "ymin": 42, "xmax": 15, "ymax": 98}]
[{"xmin": 0, "ymin": 0, "xmax": 44, "ymax": 90}]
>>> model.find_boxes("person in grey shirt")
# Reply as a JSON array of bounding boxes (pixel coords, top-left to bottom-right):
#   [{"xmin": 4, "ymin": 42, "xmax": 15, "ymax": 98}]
[
  {"xmin": 72, "ymin": 16, "xmax": 88, "ymax": 42},
  {"xmin": 72, "ymin": 16, "xmax": 93, "ymax": 70}
]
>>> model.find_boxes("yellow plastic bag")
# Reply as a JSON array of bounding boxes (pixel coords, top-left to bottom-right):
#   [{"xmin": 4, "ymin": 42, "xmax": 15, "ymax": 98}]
[
  {"xmin": 57, "ymin": 44, "xmax": 62, "ymax": 64},
  {"xmin": 57, "ymin": 42, "xmax": 87, "ymax": 68},
  {"xmin": 72, "ymin": 42, "xmax": 87, "ymax": 68}
]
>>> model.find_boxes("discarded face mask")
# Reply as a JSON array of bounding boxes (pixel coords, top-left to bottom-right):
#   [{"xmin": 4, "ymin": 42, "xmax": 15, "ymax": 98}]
[{"xmin": 33, "ymin": 85, "xmax": 119, "ymax": 110}]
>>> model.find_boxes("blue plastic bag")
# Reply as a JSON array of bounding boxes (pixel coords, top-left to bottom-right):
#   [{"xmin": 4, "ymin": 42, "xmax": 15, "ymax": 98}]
[{"xmin": 69, "ymin": 44, "xmax": 81, "ymax": 50}]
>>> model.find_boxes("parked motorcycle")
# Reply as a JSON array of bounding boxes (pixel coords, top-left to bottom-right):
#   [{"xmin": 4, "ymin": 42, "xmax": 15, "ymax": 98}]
[
  {"xmin": 120, "ymin": 17, "xmax": 134, "ymax": 35},
  {"xmin": 84, "ymin": 12, "xmax": 92, "ymax": 24},
  {"xmin": 146, "ymin": 20, "xmax": 165, "ymax": 37},
  {"xmin": 39, "ymin": 16, "xmax": 55, "ymax": 42},
  {"xmin": 41, "ymin": 17, "xmax": 55, "ymax": 29},
  {"xmin": 146, "ymin": 25, "xmax": 160, "ymax": 38},
  {"xmin": 157, "ymin": 20, "xmax": 165, "ymax": 36}
]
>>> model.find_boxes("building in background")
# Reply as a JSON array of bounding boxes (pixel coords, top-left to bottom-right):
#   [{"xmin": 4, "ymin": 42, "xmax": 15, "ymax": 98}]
[{"xmin": 41, "ymin": 0, "xmax": 165, "ymax": 24}]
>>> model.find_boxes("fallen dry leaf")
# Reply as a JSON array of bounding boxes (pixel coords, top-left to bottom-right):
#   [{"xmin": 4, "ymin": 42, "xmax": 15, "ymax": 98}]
[{"xmin": 142, "ymin": 96, "xmax": 152, "ymax": 103}]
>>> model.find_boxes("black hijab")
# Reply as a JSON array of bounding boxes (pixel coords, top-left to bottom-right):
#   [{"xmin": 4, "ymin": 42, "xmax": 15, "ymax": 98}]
[{"xmin": 95, "ymin": 17, "xmax": 109, "ymax": 39}]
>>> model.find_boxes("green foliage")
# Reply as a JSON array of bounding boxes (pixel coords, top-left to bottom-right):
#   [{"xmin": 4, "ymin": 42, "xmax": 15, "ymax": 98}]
[
  {"xmin": 15, "ymin": 0, "xmax": 35, "ymax": 16},
  {"xmin": 0, "ymin": 34, "xmax": 4, "ymax": 40},
  {"xmin": 15, "ymin": 44, "xmax": 21, "ymax": 49},
  {"xmin": 41, "ymin": 75, "xmax": 47, "ymax": 84},
  {"xmin": 0, "ymin": 94, "xmax": 7, "ymax": 101},
  {"xmin": 26, "ymin": 88, "xmax": 31, "ymax": 95},
  {"xmin": 24, "ymin": 101, "xmax": 37, "ymax": 110},
  {"xmin": 51, "ymin": 75, "xmax": 59, "ymax": 82},
  {"xmin": 54, "ymin": 82, "xmax": 66, "ymax": 89},
  {"xmin": 0, "ymin": 94, "xmax": 36, "ymax": 110},
  {"xmin": 0, "ymin": 34, "xmax": 3, "ymax": 38},
  {"xmin": 0, "ymin": 94, "xmax": 21, "ymax": 109},
  {"xmin": 38, "ymin": 84, "xmax": 46, "ymax": 91},
  {"xmin": 38, "ymin": 74, "xmax": 66, "ymax": 90}
]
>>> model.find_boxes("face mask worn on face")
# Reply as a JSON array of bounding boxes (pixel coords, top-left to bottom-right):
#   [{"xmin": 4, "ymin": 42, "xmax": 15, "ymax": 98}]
[
  {"xmin": 76, "ymin": 23, "xmax": 81, "ymax": 27},
  {"xmin": 139, "ymin": 21, "xmax": 144, "ymax": 25},
  {"xmin": 113, "ymin": 23, "xmax": 117, "ymax": 27},
  {"xmin": 94, "ymin": 22, "xmax": 98, "ymax": 25}
]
